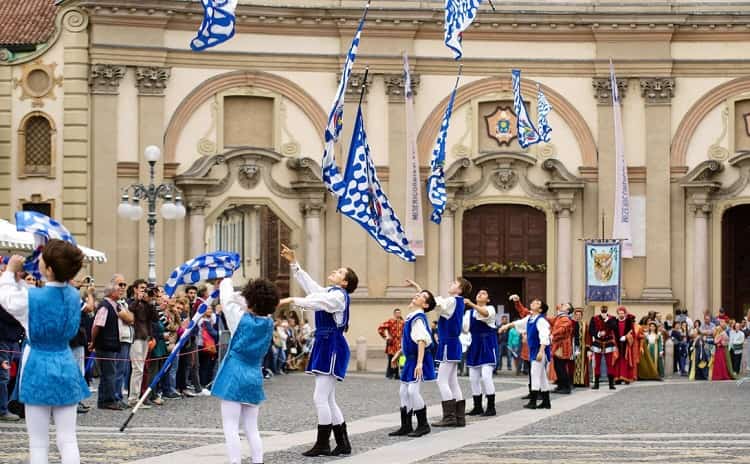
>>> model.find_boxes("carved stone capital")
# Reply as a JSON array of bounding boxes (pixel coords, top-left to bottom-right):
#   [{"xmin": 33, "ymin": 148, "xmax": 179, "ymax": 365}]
[
  {"xmin": 443, "ymin": 201, "xmax": 459, "ymax": 218},
  {"xmin": 592, "ymin": 77, "xmax": 628, "ymax": 105},
  {"xmin": 553, "ymin": 199, "xmax": 576, "ymax": 217},
  {"xmin": 135, "ymin": 66, "xmax": 171, "ymax": 95},
  {"xmin": 383, "ymin": 73, "xmax": 420, "ymax": 102},
  {"xmin": 688, "ymin": 201, "xmax": 713, "ymax": 217},
  {"xmin": 342, "ymin": 72, "xmax": 373, "ymax": 103},
  {"xmin": 185, "ymin": 198, "xmax": 209, "ymax": 215},
  {"xmin": 89, "ymin": 64, "xmax": 126, "ymax": 95},
  {"xmin": 301, "ymin": 202, "xmax": 326, "ymax": 218},
  {"xmin": 640, "ymin": 78, "xmax": 675, "ymax": 105}
]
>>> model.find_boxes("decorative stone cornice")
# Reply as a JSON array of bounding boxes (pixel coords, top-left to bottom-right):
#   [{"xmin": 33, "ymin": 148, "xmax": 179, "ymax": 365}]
[
  {"xmin": 89, "ymin": 64, "xmax": 126, "ymax": 95},
  {"xmin": 640, "ymin": 77, "xmax": 675, "ymax": 104},
  {"xmin": 592, "ymin": 77, "xmax": 628, "ymax": 105},
  {"xmin": 185, "ymin": 198, "xmax": 210, "ymax": 215},
  {"xmin": 301, "ymin": 202, "xmax": 325, "ymax": 218},
  {"xmin": 135, "ymin": 66, "xmax": 171, "ymax": 95},
  {"xmin": 383, "ymin": 73, "xmax": 420, "ymax": 102}
]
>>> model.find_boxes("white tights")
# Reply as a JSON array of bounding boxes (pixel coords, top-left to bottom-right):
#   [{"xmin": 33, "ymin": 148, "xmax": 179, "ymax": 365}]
[
  {"xmin": 436, "ymin": 362, "xmax": 463, "ymax": 401},
  {"xmin": 313, "ymin": 375, "xmax": 344, "ymax": 425},
  {"xmin": 26, "ymin": 404, "xmax": 79, "ymax": 464},
  {"xmin": 530, "ymin": 360, "xmax": 551, "ymax": 392},
  {"xmin": 468, "ymin": 365, "xmax": 495, "ymax": 396},
  {"xmin": 398, "ymin": 382, "xmax": 425, "ymax": 411},
  {"xmin": 220, "ymin": 400, "xmax": 263, "ymax": 464}
]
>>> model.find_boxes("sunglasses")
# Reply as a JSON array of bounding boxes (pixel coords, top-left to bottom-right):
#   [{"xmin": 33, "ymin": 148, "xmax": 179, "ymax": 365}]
[{"xmin": 117, "ymin": 283, "xmax": 127, "ymax": 288}]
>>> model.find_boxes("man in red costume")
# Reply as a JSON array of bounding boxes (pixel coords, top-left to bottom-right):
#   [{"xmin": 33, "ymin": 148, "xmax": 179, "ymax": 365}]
[
  {"xmin": 611, "ymin": 306, "xmax": 638, "ymax": 384},
  {"xmin": 588, "ymin": 305, "xmax": 618, "ymax": 390}
]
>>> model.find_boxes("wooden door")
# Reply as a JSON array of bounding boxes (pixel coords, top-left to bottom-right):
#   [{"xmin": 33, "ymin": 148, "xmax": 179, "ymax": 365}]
[{"xmin": 722, "ymin": 205, "xmax": 750, "ymax": 320}]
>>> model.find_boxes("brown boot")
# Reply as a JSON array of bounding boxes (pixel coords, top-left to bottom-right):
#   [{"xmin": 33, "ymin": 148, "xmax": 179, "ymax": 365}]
[
  {"xmin": 455, "ymin": 399, "xmax": 466, "ymax": 427},
  {"xmin": 431, "ymin": 399, "xmax": 457, "ymax": 427}
]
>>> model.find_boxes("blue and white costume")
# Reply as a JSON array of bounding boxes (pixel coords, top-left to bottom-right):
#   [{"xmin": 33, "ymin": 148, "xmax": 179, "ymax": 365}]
[
  {"xmin": 513, "ymin": 314, "xmax": 551, "ymax": 392},
  {"xmin": 464, "ymin": 305, "xmax": 498, "ymax": 400},
  {"xmin": 400, "ymin": 310, "xmax": 436, "ymax": 384},
  {"xmin": 434, "ymin": 296, "xmax": 465, "ymax": 402}
]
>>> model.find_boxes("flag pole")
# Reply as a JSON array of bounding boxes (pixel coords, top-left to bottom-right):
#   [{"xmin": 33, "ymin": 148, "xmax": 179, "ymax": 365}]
[
  {"xmin": 487, "ymin": 0, "xmax": 497, "ymax": 11},
  {"xmin": 358, "ymin": 67, "xmax": 370, "ymax": 107}
]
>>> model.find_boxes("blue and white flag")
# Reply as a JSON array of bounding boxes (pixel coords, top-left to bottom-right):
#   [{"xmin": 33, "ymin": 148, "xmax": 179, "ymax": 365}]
[
  {"xmin": 164, "ymin": 251, "xmax": 240, "ymax": 297},
  {"xmin": 537, "ymin": 85, "xmax": 552, "ymax": 143},
  {"xmin": 444, "ymin": 0, "xmax": 483, "ymax": 60},
  {"xmin": 321, "ymin": 1, "xmax": 371, "ymax": 198},
  {"xmin": 337, "ymin": 107, "xmax": 415, "ymax": 262},
  {"xmin": 427, "ymin": 71, "xmax": 461, "ymax": 224},
  {"xmin": 512, "ymin": 69, "xmax": 541, "ymax": 149},
  {"xmin": 15, "ymin": 211, "xmax": 77, "ymax": 280},
  {"xmin": 190, "ymin": 0, "xmax": 238, "ymax": 51}
]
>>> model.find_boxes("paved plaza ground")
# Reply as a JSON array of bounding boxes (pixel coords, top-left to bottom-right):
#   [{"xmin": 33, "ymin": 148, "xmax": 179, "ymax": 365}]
[{"xmin": 0, "ymin": 371, "xmax": 748, "ymax": 464}]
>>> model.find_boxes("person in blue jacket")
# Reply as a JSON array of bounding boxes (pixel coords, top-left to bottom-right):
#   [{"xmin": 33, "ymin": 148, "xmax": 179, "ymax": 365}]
[
  {"xmin": 212, "ymin": 277, "xmax": 280, "ymax": 464},
  {"xmin": 0, "ymin": 240, "xmax": 89, "ymax": 464}
]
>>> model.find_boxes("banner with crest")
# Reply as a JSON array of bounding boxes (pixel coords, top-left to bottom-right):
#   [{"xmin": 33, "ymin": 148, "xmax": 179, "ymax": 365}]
[{"xmin": 585, "ymin": 239, "xmax": 622, "ymax": 304}]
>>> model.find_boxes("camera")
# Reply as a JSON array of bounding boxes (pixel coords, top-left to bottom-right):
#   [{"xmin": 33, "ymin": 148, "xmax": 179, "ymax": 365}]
[{"xmin": 146, "ymin": 283, "xmax": 158, "ymax": 297}]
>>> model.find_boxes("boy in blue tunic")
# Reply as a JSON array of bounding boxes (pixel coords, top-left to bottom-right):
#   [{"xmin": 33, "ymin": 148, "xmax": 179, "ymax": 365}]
[
  {"xmin": 213, "ymin": 277, "xmax": 280, "ymax": 464},
  {"xmin": 464, "ymin": 290, "xmax": 499, "ymax": 416},
  {"xmin": 406, "ymin": 276, "xmax": 472, "ymax": 428},
  {"xmin": 278, "ymin": 244, "xmax": 358, "ymax": 457},
  {"xmin": 0, "ymin": 241, "xmax": 89, "ymax": 464},
  {"xmin": 387, "ymin": 289, "xmax": 437, "ymax": 438}
]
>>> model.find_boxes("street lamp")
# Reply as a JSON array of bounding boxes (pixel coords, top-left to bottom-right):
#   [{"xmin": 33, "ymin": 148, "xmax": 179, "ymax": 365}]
[{"xmin": 118, "ymin": 145, "xmax": 186, "ymax": 284}]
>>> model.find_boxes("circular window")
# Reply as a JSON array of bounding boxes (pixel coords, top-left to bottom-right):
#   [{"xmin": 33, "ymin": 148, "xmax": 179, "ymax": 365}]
[{"xmin": 26, "ymin": 69, "xmax": 52, "ymax": 96}]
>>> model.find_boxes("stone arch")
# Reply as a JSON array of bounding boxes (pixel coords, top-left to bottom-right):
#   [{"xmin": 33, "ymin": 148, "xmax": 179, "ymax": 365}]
[
  {"xmin": 672, "ymin": 76, "xmax": 750, "ymax": 168},
  {"xmin": 416, "ymin": 76, "xmax": 598, "ymax": 167},
  {"xmin": 163, "ymin": 70, "xmax": 328, "ymax": 163}
]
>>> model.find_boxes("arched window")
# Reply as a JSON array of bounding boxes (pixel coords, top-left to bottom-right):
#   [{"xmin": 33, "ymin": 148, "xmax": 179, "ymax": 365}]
[{"xmin": 18, "ymin": 112, "xmax": 55, "ymax": 177}]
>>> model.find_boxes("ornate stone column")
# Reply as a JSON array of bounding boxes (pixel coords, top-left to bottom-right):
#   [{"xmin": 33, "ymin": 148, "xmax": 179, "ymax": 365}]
[
  {"xmin": 186, "ymin": 198, "xmax": 209, "ymax": 258},
  {"xmin": 640, "ymin": 77, "xmax": 676, "ymax": 299},
  {"xmin": 690, "ymin": 198, "xmax": 711, "ymax": 321},
  {"xmin": 301, "ymin": 202, "xmax": 325, "ymax": 284},
  {"xmin": 439, "ymin": 203, "xmax": 458, "ymax": 296},
  {"xmin": 554, "ymin": 198, "xmax": 575, "ymax": 305}
]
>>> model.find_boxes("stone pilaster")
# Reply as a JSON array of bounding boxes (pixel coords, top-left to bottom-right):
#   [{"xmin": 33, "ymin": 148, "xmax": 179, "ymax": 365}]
[
  {"xmin": 639, "ymin": 78, "xmax": 675, "ymax": 105},
  {"xmin": 186, "ymin": 198, "xmax": 209, "ymax": 258},
  {"xmin": 553, "ymin": 198, "xmax": 575, "ymax": 305},
  {"xmin": 689, "ymin": 198, "xmax": 712, "ymax": 321},
  {"xmin": 383, "ymin": 72, "xmax": 420, "ymax": 103},
  {"xmin": 89, "ymin": 64, "xmax": 126, "ymax": 95},
  {"xmin": 135, "ymin": 66, "xmax": 171, "ymax": 96},
  {"xmin": 342, "ymin": 71, "xmax": 373, "ymax": 103},
  {"xmin": 592, "ymin": 77, "xmax": 628, "ymax": 105},
  {"xmin": 438, "ymin": 203, "xmax": 458, "ymax": 296},
  {"xmin": 61, "ymin": 8, "xmax": 91, "ymax": 243},
  {"xmin": 0, "ymin": 67, "xmax": 11, "ymax": 219},
  {"xmin": 301, "ymin": 202, "xmax": 325, "ymax": 284}
]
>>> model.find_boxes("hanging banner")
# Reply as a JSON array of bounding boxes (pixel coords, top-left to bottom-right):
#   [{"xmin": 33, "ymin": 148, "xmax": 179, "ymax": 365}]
[
  {"xmin": 585, "ymin": 240, "xmax": 622, "ymax": 304},
  {"xmin": 403, "ymin": 53, "xmax": 425, "ymax": 256}
]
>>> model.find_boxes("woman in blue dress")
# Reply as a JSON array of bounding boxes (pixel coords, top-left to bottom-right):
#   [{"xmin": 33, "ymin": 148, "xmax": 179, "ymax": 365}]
[
  {"xmin": 0, "ymin": 240, "xmax": 89, "ymax": 464},
  {"xmin": 213, "ymin": 277, "xmax": 280, "ymax": 464}
]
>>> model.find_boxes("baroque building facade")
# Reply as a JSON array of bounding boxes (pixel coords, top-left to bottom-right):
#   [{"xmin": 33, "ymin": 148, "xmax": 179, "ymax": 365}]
[{"xmin": 2, "ymin": 0, "xmax": 750, "ymax": 345}]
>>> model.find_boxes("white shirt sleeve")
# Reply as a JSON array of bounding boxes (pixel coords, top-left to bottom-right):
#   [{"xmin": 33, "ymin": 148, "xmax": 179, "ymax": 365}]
[
  {"xmin": 512, "ymin": 315, "xmax": 529, "ymax": 333},
  {"xmin": 291, "ymin": 290, "xmax": 345, "ymax": 314},
  {"xmin": 290, "ymin": 262, "xmax": 326, "ymax": 295},
  {"xmin": 0, "ymin": 271, "xmax": 29, "ymax": 332},
  {"xmin": 462, "ymin": 311, "xmax": 471, "ymax": 333},
  {"xmin": 474, "ymin": 305, "xmax": 496, "ymax": 327},
  {"xmin": 435, "ymin": 296, "xmax": 457, "ymax": 319},
  {"xmin": 537, "ymin": 317, "xmax": 551, "ymax": 346},
  {"xmin": 411, "ymin": 317, "xmax": 432, "ymax": 345},
  {"xmin": 219, "ymin": 278, "xmax": 246, "ymax": 334}
]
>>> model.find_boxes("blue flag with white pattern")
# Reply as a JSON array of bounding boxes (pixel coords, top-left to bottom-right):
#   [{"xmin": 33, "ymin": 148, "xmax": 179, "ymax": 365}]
[
  {"xmin": 444, "ymin": 0, "xmax": 483, "ymax": 60},
  {"xmin": 164, "ymin": 251, "xmax": 240, "ymax": 297},
  {"xmin": 512, "ymin": 69, "xmax": 542, "ymax": 149},
  {"xmin": 15, "ymin": 211, "xmax": 77, "ymax": 280},
  {"xmin": 537, "ymin": 85, "xmax": 552, "ymax": 143},
  {"xmin": 321, "ymin": 1, "xmax": 371, "ymax": 198},
  {"xmin": 337, "ymin": 107, "xmax": 415, "ymax": 262},
  {"xmin": 190, "ymin": 0, "xmax": 238, "ymax": 51},
  {"xmin": 427, "ymin": 71, "xmax": 461, "ymax": 224}
]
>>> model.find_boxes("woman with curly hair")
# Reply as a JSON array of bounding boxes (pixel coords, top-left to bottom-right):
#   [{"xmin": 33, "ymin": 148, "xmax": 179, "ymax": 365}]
[{"xmin": 212, "ymin": 277, "xmax": 280, "ymax": 464}]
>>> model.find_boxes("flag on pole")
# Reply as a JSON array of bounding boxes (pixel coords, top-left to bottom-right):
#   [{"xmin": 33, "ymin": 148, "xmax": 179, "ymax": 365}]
[
  {"xmin": 15, "ymin": 211, "xmax": 77, "ymax": 280},
  {"xmin": 512, "ymin": 69, "xmax": 542, "ymax": 149},
  {"xmin": 190, "ymin": 0, "xmax": 239, "ymax": 51},
  {"xmin": 163, "ymin": 251, "xmax": 241, "ymax": 297},
  {"xmin": 403, "ymin": 53, "xmax": 425, "ymax": 256},
  {"xmin": 444, "ymin": 0, "xmax": 483, "ymax": 60},
  {"xmin": 537, "ymin": 85, "xmax": 553, "ymax": 143},
  {"xmin": 610, "ymin": 60, "xmax": 633, "ymax": 258},
  {"xmin": 427, "ymin": 69, "xmax": 461, "ymax": 224},
  {"xmin": 337, "ymin": 107, "xmax": 416, "ymax": 262},
  {"xmin": 321, "ymin": 1, "xmax": 372, "ymax": 198}
]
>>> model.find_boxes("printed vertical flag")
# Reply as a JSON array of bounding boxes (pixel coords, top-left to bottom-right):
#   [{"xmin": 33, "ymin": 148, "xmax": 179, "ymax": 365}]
[
  {"xmin": 512, "ymin": 69, "xmax": 542, "ymax": 149},
  {"xmin": 403, "ymin": 53, "xmax": 425, "ymax": 256},
  {"xmin": 321, "ymin": 1, "xmax": 371, "ymax": 198},
  {"xmin": 537, "ymin": 85, "xmax": 552, "ymax": 143},
  {"xmin": 337, "ymin": 107, "xmax": 415, "ymax": 262},
  {"xmin": 190, "ymin": 0, "xmax": 239, "ymax": 51},
  {"xmin": 427, "ymin": 70, "xmax": 461, "ymax": 225},
  {"xmin": 15, "ymin": 211, "xmax": 77, "ymax": 280},
  {"xmin": 610, "ymin": 60, "xmax": 633, "ymax": 258},
  {"xmin": 585, "ymin": 240, "xmax": 622, "ymax": 304},
  {"xmin": 444, "ymin": 0, "xmax": 483, "ymax": 60}
]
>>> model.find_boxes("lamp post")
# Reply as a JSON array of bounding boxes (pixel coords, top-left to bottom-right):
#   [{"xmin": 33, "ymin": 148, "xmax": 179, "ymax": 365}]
[{"xmin": 117, "ymin": 145, "xmax": 186, "ymax": 284}]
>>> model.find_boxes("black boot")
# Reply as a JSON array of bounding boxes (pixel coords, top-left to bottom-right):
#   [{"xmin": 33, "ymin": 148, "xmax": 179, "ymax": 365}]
[
  {"xmin": 302, "ymin": 424, "xmax": 332, "ymax": 457},
  {"xmin": 608, "ymin": 375, "xmax": 616, "ymax": 390},
  {"xmin": 388, "ymin": 408, "xmax": 413, "ymax": 436},
  {"xmin": 467, "ymin": 395, "xmax": 484, "ymax": 416},
  {"xmin": 331, "ymin": 422, "xmax": 352, "ymax": 456},
  {"xmin": 592, "ymin": 377, "xmax": 600, "ymax": 390},
  {"xmin": 407, "ymin": 407, "xmax": 431, "ymax": 437},
  {"xmin": 523, "ymin": 391, "xmax": 539, "ymax": 409},
  {"xmin": 481, "ymin": 394, "xmax": 496, "ymax": 416},
  {"xmin": 431, "ymin": 399, "xmax": 457, "ymax": 427},
  {"xmin": 538, "ymin": 391, "xmax": 551, "ymax": 409},
  {"xmin": 521, "ymin": 383, "xmax": 532, "ymax": 400},
  {"xmin": 455, "ymin": 399, "xmax": 466, "ymax": 427}
]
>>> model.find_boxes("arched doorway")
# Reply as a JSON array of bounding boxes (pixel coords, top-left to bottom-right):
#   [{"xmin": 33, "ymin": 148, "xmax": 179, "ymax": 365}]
[
  {"xmin": 207, "ymin": 204, "xmax": 291, "ymax": 296},
  {"xmin": 463, "ymin": 204, "xmax": 546, "ymax": 319},
  {"xmin": 722, "ymin": 204, "xmax": 750, "ymax": 320}
]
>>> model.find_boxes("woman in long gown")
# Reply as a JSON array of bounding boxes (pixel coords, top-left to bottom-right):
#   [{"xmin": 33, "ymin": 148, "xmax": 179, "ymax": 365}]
[
  {"xmin": 638, "ymin": 322, "xmax": 663, "ymax": 380},
  {"xmin": 710, "ymin": 325, "xmax": 734, "ymax": 381},
  {"xmin": 572, "ymin": 308, "xmax": 589, "ymax": 387}
]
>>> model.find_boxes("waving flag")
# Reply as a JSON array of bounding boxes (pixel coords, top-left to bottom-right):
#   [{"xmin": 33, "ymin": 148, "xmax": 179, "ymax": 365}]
[
  {"xmin": 15, "ymin": 211, "xmax": 77, "ymax": 279},
  {"xmin": 190, "ymin": 0, "xmax": 238, "ymax": 51},
  {"xmin": 427, "ymin": 70, "xmax": 461, "ymax": 224},
  {"xmin": 512, "ymin": 69, "xmax": 542, "ymax": 149},
  {"xmin": 444, "ymin": 0, "xmax": 483, "ymax": 60},
  {"xmin": 610, "ymin": 60, "xmax": 633, "ymax": 258},
  {"xmin": 163, "ymin": 251, "xmax": 241, "ymax": 297},
  {"xmin": 537, "ymin": 85, "xmax": 552, "ymax": 143},
  {"xmin": 337, "ymin": 107, "xmax": 415, "ymax": 262},
  {"xmin": 321, "ymin": 0, "xmax": 372, "ymax": 197},
  {"xmin": 403, "ymin": 53, "xmax": 425, "ymax": 256}
]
